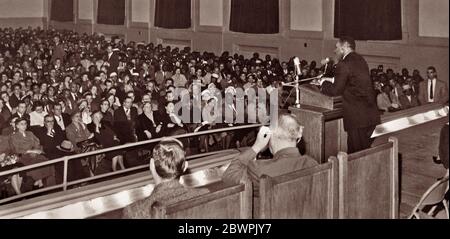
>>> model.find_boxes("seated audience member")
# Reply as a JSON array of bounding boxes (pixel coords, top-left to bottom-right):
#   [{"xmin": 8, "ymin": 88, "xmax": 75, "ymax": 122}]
[
  {"xmin": 29, "ymin": 101, "xmax": 48, "ymax": 128},
  {"xmin": 36, "ymin": 115, "xmax": 66, "ymax": 160},
  {"xmin": 222, "ymin": 114, "xmax": 318, "ymax": 217},
  {"xmin": 136, "ymin": 102, "xmax": 163, "ymax": 141},
  {"xmin": 0, "ymin": 135, "xmax": 34, "ymax": 197},
  {"xmin": 11, "ymin": 101, "xmax": 30, "ymax": 125},
  {"xmin": 122, "ymin": 138, "xmax": 208, "ymax": 218},
  {"xmin": 99, "ymin": 99, "xmax": 114, "ymax": 127},
  {"xmin": 1, "ymin": 92, "xmax": 14, "ymax": 123},
  {"xmin": 114, "ymin": 97, "xmax": 138, "ymax": 144},
  {"xmin": 0, "ymin": 99, "xmax": 8, "ymax": 130},
  {"xmin": 9, "ymin": 118, "xmax": 56, "ymax": 188},
  {"xmin": 398, "ymin": 84, "xmax": 420, "ymax": 110},
  {"xmin": 160, "ymin": 101, "xmax": 184, "ymax": 136},
  {"xmin": 377, "ymin": 84, "xmax": 400, "ymax": 113},
  {"xmin": 90, "ymin": 111, "xmax": 125, "ymax": 171},
  {"xmin": 52, "ymin": 103, "xmax": 71, "ymax": 133},
  {"xmin": 2, "ymin": 116, "xmax": 19, "ymax": 136},
  {"xmin": 66, "ymin": 111, "xmax": 93, "ymax": 153}
]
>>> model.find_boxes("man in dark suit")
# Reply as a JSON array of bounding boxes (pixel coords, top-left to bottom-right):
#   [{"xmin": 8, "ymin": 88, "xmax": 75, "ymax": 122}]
[
  {"xmin": 319, "ymin": 37, "xmax": 381, "ymax": 153},
  {"xmin": 418, "ymin": 66, "xmax": 449, "ymax": 105},
  {"xmin": 51, "ymin": 35, "xmax": 66, "ymax": 64},
  {"xmin": 398, "ymin": 84, "xmax": 420, "ymax": 110},
  {"xmin": 36, "ymin": 115, "xmax": 66, "ymax": 160},
  {"xmin": 9, "ymin": 83, "xmax": 22, "ymax": 108},
  {"xmin": 105, "ymin": 44, "xmax": 120, "ymax": 74},
  {"xmin": 1, "ymin": 91, "xmax": 14, "ymax": 123},
  {"xmin": 52, "ymin": 103, "xmax": 71, "ymax": 133},
  {"xmin": 10, "ymin": 101, "xmax": 30, "ymax": 124},
  {"xmin": 114, "ymin": 96, "xmax": 138, "ymax": 144}
]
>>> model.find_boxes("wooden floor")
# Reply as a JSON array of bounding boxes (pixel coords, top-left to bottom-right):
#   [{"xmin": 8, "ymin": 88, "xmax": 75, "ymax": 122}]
[{"xmin": 376, "ymin": 117, "xmax": 448, "ymax": 218}]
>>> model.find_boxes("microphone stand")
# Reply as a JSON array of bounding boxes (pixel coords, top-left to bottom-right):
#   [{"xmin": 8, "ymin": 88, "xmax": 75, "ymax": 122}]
[{"xmin": 294, "ymin": 74, "xmax": 301, "ymax": 108}]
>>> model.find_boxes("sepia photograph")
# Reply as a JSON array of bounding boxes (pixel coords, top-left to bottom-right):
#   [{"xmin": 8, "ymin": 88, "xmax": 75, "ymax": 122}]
[{"xmin": 0, "ymin": 0, "xmax": 448, "ymax": 227}]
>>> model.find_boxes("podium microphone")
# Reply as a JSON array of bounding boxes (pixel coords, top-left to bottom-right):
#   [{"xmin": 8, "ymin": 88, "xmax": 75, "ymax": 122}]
[
  {"xmin": 293, "ymin": 57, "xmax": 302, "ymax": 76},
  {"xmin": 293, "ymin": 57, "xmax": 301, "ymax": 108}
]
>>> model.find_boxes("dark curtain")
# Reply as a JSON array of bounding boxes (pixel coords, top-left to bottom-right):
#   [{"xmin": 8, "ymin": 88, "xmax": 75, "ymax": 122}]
[
  {"xmin": 334, "ymin": 0, "xmax": 402, "ymax": 40},
  {"xmin": 154, "ymin": 0, "xmax": 191, "ymax": 29},
  {"xmin": 50, "ymin": 0, "xmax": 74, "ymax": 22},
  {"xmin": 230, "ymin": 0, "xmax": 279, "ymax": 34},
  {"xmin": 97, "ymin": 0, "xmax": 126, "ymax": 25}
]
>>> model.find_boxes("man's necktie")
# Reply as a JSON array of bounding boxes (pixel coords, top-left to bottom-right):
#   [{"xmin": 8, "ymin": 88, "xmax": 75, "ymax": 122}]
[
  {"xmin": 126, "ymin": 109, "xmax": 131, "ymax": 120},
  {"xmin": 430, "ymin": 80, "xmax": 434, "ymax": 100}
]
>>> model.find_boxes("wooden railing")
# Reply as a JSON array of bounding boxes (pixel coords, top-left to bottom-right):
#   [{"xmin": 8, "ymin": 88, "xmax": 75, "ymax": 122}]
[{"xmin": 0, "ymin": 124, "xmax": 263, "ymax": 205}]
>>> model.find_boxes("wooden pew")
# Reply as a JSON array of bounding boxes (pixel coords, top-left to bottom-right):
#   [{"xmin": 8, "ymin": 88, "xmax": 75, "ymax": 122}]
[
  {"xmin": 336, "ymin": 137, "xmax": 399, "ymax": 219},
  {"xmin": 152, "ymin": 180, "xmax": 252, "ymax": 219},
  {"xmin": 258, "ymin": 157, "xmax": 339, "ymax": 219}
]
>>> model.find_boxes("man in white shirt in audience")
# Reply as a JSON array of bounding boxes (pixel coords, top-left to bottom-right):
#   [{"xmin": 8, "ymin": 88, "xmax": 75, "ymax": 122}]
[{"xmin": 418, "ymin": 66, "xmax": 449, "ymax": 105}]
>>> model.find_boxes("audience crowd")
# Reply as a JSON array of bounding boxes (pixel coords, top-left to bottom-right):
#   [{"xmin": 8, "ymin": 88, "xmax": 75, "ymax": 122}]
[{"xmin": 0, "ymin": 27, "xmax": 445, "ymax": 200}]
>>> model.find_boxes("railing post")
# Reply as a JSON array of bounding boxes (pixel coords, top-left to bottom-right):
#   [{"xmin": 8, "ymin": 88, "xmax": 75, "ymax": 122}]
[{"xmin": 63, "ymin": 157, "xmax": 68, "ymax": 191}]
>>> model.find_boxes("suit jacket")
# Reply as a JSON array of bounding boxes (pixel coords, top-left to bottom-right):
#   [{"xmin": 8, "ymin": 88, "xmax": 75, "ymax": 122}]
[
  {"xmin": 107, "ymin": 52, "xmax": 120, "ymax": 73},
  {"xmin": 223, "ymin": 147, "xmax": 318, "ymax": 218},
  {"xmin": 51, "ymin": 44, "xmax": 66, "ymax": 63},
  {"xmin": 11, "ymin": 112, "xmax": 30, "ymax": 124},
  {"xmin": 321, "ymin": 52, "xmax": 381, "ymax": 130},
  {"xmin": 398, "ymin": 95, "xmax": 420, "ymax": 110},
  {"xmin": 418, "ymin": 79, "xmax": 449, "ymax": 105},
  {"xmin": 53, "ymin": 113, "xmax": 72, "ymax": 132},
  {"xmin": 122, "ymin": 180, "xmax": 209, "ymax": 219},
  {"xmin": 9, "ymin": 94, "xmax": 20, "ymax": 108},
  {"xmin": 114, "ymin": 106, "xmax": 138, "ymax": 143},
  {"xmin": 65, "ymin": 122, "xmax": 91, "ymax": 152},
  {"xmin": 154, "ymin": 71, "xmax": 165, "ymax": 88},
  {"xmin": 136, "ymin": 112, "xmax": 162, "ymax": 141},
  {"xmin": 35, "ymin": 126, "xmax": 66, "ymax": 159},
  {"xmin": 0, "ymin": 114, "xmax": 6, "ymax": 131},
  {"xmin": 1, "ymin": 107, "xmax": 13, "ymax": 125}
]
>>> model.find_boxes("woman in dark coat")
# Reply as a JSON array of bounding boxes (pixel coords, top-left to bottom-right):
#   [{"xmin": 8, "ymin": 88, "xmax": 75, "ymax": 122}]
[
  {"xmin": 99, "ymin": 99, "xmax": 114, "ymax": 128},
  {"xmin": 90, "ymin": 111, "xmax": 124, "ymax": 171},
  {"xmin": 135, "ymin": 102, "xmax": 163, "ymax": 141}
]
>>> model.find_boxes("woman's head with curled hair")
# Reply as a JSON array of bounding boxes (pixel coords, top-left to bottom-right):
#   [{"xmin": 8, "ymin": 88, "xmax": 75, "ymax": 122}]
[{"xmin": 150, "ymin": 137, "xmax": 187, "ymax": 182}]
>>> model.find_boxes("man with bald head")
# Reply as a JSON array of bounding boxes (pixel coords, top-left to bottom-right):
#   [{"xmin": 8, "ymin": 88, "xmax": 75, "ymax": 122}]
[
  {"xmin": 223, "ymin": 113, "xmax": 317, "ymax": 217},
  {"xmin": 223, "ymin": 113, "xmax": 317, "ymax": 182}
]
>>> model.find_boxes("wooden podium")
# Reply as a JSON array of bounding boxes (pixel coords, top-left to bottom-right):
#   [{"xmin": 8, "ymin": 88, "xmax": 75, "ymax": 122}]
[{"xmin": 290, "ymin": 85, "xmax": 347, "ymax": 164}]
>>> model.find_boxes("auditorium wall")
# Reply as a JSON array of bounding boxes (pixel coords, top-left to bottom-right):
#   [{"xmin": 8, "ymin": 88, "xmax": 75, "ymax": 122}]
[
  {"xmin": 1, "ymin": 0, "xmax": 448, "ymax": 82},
  {"xmin": 0, "ymin": 0, "xmax": 47, "ymax": 28}
]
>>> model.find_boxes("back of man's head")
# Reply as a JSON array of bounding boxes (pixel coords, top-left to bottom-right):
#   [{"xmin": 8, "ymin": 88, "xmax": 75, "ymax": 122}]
[
  {"xmin": 339, "ymin": 36, "xmax": 356, "ymax": 51},
  {"xmin": 273, "ymin": 114, "xmax": 303, "ymax": 143},
  {"xmin": 152, "ymin": 138, "xmax": 186, "ymax": 180}
]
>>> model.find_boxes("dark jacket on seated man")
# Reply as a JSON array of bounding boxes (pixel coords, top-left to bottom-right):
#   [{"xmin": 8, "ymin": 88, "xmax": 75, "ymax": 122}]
[
  {"xmin": 223, "ymin": 114, "xmax": 318, "ymax": 217},
  {"xmin": 122, "ymin": 138, "xmax": 208, "ymax": 219}
]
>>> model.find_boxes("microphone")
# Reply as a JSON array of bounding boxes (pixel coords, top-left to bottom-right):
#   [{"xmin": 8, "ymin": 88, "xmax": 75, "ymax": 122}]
[
  {"xmin": 320, "ymin": 57, "xmax": 330, "ymax": 65},
  {"xmin": 293, "ymin": 57, "xmax": 302, "ymax": 76}
]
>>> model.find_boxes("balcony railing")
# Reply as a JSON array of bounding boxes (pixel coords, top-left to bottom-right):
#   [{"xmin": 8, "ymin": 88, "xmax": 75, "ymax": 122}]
[{"xmin": 0, "ymin": 124, "xmax": 264, "ymax": 205}]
